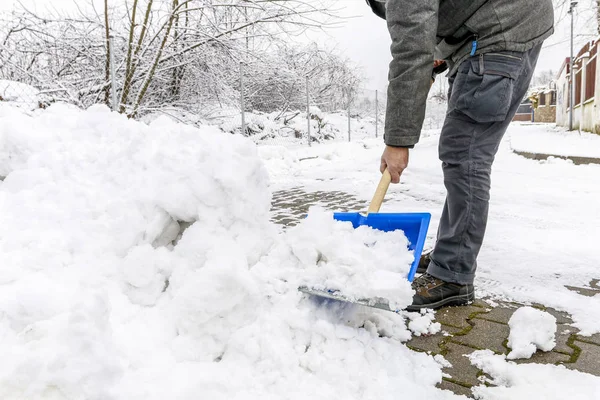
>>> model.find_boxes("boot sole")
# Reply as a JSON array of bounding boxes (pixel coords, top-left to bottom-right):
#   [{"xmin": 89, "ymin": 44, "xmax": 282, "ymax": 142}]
[{"xmin": 406, "ymin": 292, "xmax": 475, "ymax": 312}]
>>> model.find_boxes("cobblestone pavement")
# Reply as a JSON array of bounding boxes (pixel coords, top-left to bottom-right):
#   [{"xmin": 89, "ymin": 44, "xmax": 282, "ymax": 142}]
[
  {"xmin": 272, "ymin": 188, "xmax": 600, "ymax": 397},
  {"xmin": 270, "ymin": 187, "xmax": 370, "ymax": 226}
]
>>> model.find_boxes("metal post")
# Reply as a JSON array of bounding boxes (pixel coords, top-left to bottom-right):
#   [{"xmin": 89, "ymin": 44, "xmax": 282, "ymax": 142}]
[
  {"xmin": 109, "ymin": 35, "xmax": 118, "ymax": 112},
  {"xmin": 375, "ymin": 90, "xmax": 379, "ymax": 138},
  {"xmin": 569, "ymin": 1, "xmax": 578, "ymax": 131},
  {"xmin": 306, "ymin": 75, "xmax": 311, "ymax": 147},
  {"xmin": 347, "ymin": 90, "xmax": 351, "ymax": 142},
  {"xmin": 240, "ymin": 62, "xmax": 245, "ymax": 135}
]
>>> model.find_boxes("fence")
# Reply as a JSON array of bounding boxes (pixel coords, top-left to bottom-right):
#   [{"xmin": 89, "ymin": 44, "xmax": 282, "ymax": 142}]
[
  {"xmin": 234, "ymin": 61, "xmax": 389, "ymax": 148},
  {"xmin": 1, "ymin": 35, "xmax": 447, "ymax": 148}
]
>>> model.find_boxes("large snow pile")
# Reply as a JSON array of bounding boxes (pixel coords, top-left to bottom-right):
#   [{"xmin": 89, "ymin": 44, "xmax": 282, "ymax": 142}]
[
  {"xmin": 469, "ymin": 350, "xmax": 600, "ymax": 399},
  {"xmin": 506, "ymin": 307, "xmax": 557, "ymax": 360},
  {"xmin": 0, "ymin": 103, "xmax": 460, "ymax": 399}
]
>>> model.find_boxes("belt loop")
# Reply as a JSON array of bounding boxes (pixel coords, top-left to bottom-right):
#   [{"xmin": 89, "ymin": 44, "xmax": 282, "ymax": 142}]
[{"xmin": 479, "ymin": 53, "xmax": 484, "ymax": 75}]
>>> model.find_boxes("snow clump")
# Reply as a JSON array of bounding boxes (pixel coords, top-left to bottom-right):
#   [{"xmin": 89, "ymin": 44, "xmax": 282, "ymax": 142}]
[{"xmin": 507, "ymin": 306, "xmax": 557, "ymax": 360}]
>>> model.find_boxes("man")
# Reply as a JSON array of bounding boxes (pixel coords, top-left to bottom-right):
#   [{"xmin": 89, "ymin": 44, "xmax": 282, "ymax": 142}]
[{"xmin": 366, "ymin": 0, "xmax": 554, "ymax": 311}]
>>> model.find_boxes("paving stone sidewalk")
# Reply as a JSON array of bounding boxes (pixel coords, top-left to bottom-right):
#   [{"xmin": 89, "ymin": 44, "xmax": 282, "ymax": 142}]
[{"xmin": 272, "ymin": 187, "xmax": 600, "ymax": 398}]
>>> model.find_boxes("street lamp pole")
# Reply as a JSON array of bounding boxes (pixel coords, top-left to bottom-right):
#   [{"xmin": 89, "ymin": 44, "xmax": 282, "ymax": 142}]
[{"xmin": 569, "ymin": 1, "xmax": 578, "ymax": 131}]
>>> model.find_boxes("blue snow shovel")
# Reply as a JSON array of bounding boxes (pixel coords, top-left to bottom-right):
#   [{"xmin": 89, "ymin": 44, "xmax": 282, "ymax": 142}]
[{"xmin": 298, "ymin": 169, "xmax": 431, "ymax": 312}]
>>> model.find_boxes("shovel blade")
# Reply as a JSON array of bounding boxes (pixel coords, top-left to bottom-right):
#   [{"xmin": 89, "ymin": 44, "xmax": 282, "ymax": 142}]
[
  {"xmin": 333, "ymin": 212, "xmax": 431, "ymax": 282},
  {"xmin": 298, "ymin": 285, "xmax": 397, "ymax": 312}
]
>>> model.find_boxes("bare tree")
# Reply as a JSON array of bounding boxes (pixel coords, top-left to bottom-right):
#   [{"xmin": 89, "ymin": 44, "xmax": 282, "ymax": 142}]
[{"xmin": 0, "ymin": 0, "xmax": 358, "ymax": 121}]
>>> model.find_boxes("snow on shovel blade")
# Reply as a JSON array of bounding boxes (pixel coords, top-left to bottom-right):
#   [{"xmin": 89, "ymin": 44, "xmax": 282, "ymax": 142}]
[
  {"xmin": 299, "ymin": 212, "xmax": 430, "ymax": 313},
  {"xmin": 333, "ymin": 212, "xmax": 431, "ymax": 283},
  {"xmin": 298, "ymin": 170, "xmax": 431, "ymax": 312}
]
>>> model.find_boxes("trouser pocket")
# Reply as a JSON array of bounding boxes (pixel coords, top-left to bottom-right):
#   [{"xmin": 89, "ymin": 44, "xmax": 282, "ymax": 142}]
[{"xmin": 449, "ymin": 52, "xmax": 524, "ymax": 123}]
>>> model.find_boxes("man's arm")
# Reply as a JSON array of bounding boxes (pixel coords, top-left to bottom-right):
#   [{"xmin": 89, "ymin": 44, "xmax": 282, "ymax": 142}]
[
  {"xmin": 380, "ymin": 0, "xmax": 438, "ymax": 183},
  {"xmin": 384, "ymin": 0, "xmax": 439, "ymax": 148}
]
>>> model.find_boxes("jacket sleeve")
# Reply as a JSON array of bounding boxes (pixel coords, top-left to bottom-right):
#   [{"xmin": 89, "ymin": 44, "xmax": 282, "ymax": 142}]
[{"xmin": 384, "ymin": 0, "xmax": 438, "ymax": 147}]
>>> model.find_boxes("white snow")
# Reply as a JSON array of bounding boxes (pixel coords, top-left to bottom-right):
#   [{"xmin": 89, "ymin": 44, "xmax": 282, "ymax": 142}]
[
  {"xmin": 0, "ymin": 79, "xmax": 40, "ymax": 110},
  {"xmin": 291, "ymin": 207, "xmax": 415, "ymax": 311},
  {"xmin": 0, "ymin": 103, "xmax": 467, "ymax": 399},
  {"xmin": 406, "ymin": 309, "xmax": 442, "ymax": 337},
  {"xmin": 509, "ymin": 123, "xmax": 600, "ymax": 159},
  {"xmin": 506, "ymin": 307, "xmax": 557, "ymax": 360},
  {"xmin": 469, "ymin": 350, "xmax": 600, "ymax": 400},
  {"xmin": 434, "ymin": 354, "xmax": 453, "ymax": 369}
]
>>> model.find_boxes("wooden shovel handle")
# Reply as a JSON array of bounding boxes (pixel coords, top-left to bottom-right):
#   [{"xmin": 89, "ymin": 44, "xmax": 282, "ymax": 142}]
[{"xmin": 367, "ymin": 169, "xmax": 392, "ymax": 214}]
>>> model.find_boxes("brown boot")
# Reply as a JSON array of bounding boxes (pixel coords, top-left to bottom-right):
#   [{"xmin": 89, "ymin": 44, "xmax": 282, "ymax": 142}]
[{"xmin": 407, "ymin": 273, "xmax": 475, "ymax": 312}]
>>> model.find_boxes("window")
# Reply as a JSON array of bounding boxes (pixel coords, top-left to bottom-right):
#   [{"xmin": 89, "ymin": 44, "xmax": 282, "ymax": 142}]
[
  {"xmin": 586, "ymin": 56, "xmax": 596, "ymax": 102},
  {"xmin": 516, "ymin": 103, "xmax": 532, "ymax": 114},
  {"xmin": 550, "ymin": 90, "xmax": 556, "ymax": 105},
  {"xmin": 539, "ymin": 93, "xmax": 546, "ymax": 106}
]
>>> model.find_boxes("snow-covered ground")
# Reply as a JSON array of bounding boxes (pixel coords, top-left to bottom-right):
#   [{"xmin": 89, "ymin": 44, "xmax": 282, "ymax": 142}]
[
  {"xmin": 509, "ymin": 123, "xmax": 600, "ymax": 159},
  {"xmin": 218, "ymin": 108, "xmax": 384, "ymax": 146},
  {"xmin": 260, "ymin": 124, "xmax": 600, "ymax": 336},
  {"xmin": 215, "ymin": 98, "xmax": 446, "ymax": 148},
  {"xmin": 470, "ymin": 350, "xmax": 600, "ymax": 399},
  {"xmin": 259, "ymin": 120, "xmax": 600, "ymax": 398},
  {"xmin": 2, "ymin": 102, "xmax": 600, "ymax": 399}
]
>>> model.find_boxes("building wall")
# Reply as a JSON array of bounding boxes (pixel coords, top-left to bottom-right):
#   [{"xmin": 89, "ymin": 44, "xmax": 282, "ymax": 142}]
[
  {"xmin": 512, "ymin": 101, "xmax": 532, "ymax": 122},
  {"xmin": 534, "ymin": 105, "xmax": 556, "ymax": 123},
  {"xmin": 581, "ymin": 101, "xmax": 595, "ymax": 132},
  {"xmin": 555, "ymin": 62, "xmax": 569, "ymax": 127},
  {"xmin": 556, "ymin": 40, "xmax": 600, "ymax": 134},
  {"xmin": 595, "ymin": 48, "xmax": 600, "ymax": 134},
  {"xmin": 514, "ymin": 113, "xmax": 532, "ymax": 122},
  {"xmin": 575, "ymin": 54, "xmax": 599, "ymax": 133}
]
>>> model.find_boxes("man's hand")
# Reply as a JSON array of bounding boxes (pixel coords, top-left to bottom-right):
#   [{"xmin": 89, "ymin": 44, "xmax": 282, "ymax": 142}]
[{"xmin": 380, "ymin": 146, "xmax": 409, "ymax": 184}]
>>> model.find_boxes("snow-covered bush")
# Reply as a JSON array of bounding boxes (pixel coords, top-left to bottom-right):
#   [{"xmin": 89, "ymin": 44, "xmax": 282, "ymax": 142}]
[{"xmin": 0, "ymin": 80, "xmax": 40, "ymax": 110}]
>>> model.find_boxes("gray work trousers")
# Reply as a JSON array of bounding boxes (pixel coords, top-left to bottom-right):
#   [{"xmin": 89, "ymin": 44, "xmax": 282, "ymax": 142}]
[{"xmin": 428, "ymin": 44, "xmax": 542, "ymax": 285}]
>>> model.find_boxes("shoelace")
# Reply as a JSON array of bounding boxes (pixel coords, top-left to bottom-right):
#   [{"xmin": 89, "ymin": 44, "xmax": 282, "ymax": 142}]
[{"xmin": 412, "ymin": 273, "xmax": 437, "ymax": 290}]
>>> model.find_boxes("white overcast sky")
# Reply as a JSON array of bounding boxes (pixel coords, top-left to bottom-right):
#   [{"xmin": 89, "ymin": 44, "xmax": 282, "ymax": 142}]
[{"xmin": 2, "ymin": 0, "xmax": 598, "ymax": 91}]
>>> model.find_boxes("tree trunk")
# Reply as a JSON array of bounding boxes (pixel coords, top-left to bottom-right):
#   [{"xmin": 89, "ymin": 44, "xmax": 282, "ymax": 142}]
[
  {"xmin": 131, "ymin": 0, "xmax": 179, "ymax": 117},
  {"xmin": 120, "ymin": 0, "xmax": 154, "ymax": 113},
  {"xmin": 121, "ymin": 0, "xmax": 139, "ymax": 113},
  {"xmin": 168, "ymin": 1, "xmax": 186, "ymax": 101}
]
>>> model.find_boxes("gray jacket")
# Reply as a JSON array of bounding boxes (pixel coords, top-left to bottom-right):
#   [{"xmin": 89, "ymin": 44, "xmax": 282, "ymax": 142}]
[{"xmin": 370, "ymin": 0, "xmax": 554, "ymax": 147}]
